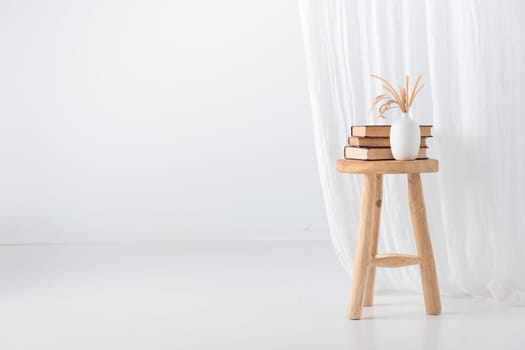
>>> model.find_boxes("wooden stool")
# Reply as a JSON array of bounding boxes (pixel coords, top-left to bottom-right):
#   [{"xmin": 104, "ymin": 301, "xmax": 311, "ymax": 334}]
[{"xmin": 336, "ymin": 159, "xmax": 441, "ymax": 320}]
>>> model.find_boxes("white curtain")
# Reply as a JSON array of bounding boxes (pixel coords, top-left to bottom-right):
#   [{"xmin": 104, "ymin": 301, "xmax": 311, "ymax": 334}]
[{"xmin": 299, "ymin": 0, "xmax": 525, "ymax": 303}]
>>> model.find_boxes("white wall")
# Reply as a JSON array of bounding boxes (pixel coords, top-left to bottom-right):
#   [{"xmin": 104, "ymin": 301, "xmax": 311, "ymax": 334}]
[{"xmin": 0, "ymin": 0, "xmax": 327, "ymax": 242}]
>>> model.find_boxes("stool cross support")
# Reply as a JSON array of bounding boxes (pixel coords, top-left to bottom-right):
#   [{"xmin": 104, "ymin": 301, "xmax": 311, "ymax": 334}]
[{"xmin": 337, "ymin": 159, "xmax": 441, "ymax": 320}]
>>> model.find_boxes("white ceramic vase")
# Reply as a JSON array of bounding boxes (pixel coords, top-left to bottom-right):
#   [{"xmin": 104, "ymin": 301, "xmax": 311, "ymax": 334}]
[{"xmin": 390, "ymin": 112, "xmax": 420, "ymax": 160}]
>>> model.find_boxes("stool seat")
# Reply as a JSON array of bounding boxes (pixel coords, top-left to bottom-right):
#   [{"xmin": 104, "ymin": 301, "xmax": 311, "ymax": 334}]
[
  {"xmin": 337, "ymin": 159, "xmax": 441, "ymax": 319},
  {"xmin": 336, "ymin": 159, "xmax": 438, "ymax": 174}
]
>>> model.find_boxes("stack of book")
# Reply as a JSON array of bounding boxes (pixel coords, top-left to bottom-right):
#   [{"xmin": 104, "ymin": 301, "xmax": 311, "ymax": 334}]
[{"xmin": 344, "ymin": 125, "xmax": 432, "ymax": 160}]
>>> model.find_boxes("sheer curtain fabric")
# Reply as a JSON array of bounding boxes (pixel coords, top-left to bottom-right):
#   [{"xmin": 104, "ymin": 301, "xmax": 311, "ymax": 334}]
[{"xmin": 299, "ymin": 0, "xmax": 525, "ymax": 302}]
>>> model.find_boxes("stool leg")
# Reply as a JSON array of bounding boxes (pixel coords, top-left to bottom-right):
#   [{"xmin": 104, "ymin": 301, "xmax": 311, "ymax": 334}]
[
  {"xmin": 348, "ymin": 173, "xmax": 378, "ymax": 320},
  {"xmin": 407, "ymin": 174, "xmax": 441, "ymax": 315},
  {"xmin": 363, "ymin": 173, "xmax": 383, "ymax": 307}
]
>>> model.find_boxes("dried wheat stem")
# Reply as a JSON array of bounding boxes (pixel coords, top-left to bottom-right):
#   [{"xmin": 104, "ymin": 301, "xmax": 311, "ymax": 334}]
[
  {"xmin": 370, "ymin": 73, "xmax": 424, "ymax": 118},
  {"xmin": 409, "ymin": 75, "xmax": 422, "ymax": 107},
  {"xmin": 409, "ymin": 84, "xmax": 425, "ymax": 108}
]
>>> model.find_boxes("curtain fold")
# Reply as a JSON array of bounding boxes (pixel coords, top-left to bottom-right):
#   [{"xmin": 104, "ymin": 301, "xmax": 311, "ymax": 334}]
[{"xmin": 299, "ymin": 0, "xmax": 525, "ymax": 302}]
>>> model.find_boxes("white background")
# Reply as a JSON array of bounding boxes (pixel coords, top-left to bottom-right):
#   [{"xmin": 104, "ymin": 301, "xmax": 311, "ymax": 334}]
[{"xmin": 0, "ymin": 0, "xmax": 327, "ymax": 243}]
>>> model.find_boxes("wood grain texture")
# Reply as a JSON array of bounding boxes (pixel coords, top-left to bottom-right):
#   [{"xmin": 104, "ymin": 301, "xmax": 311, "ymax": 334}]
[
  {"xmin": 408, "ymin": 174, "xmax": 442, "ymax": 315},
  {"xmin": 336, "ymin": 159, "xmax": 438, "ymax": 174},
  {"xmin": 362, "ymin": 173, "xmax": 383, "ymax": 307},
  {"xmin": 348, "ymin": 174, "xmax": 377, "ymax": 320},
  {"xmin": 371, "ymin": 253, "xmax": 422, "ymax": 268}
]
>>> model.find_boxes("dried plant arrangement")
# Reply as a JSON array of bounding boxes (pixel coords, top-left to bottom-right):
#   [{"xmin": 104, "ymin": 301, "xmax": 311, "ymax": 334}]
[{"xmin": 370, "ymin": 74, "xmax": 424, "ymax": 118}]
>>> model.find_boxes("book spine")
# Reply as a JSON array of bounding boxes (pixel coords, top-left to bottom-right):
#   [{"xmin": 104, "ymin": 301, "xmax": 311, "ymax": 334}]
[
  {"xmin": 348, "ymin": 137, "xmax": 429, "ymax": 148},
  {"xmin": 350, "ymin": 126, "xmax": 432, "ymax": 137}
]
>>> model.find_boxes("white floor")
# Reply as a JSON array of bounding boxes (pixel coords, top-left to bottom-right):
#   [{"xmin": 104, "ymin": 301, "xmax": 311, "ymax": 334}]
[{"xmin": 0, "ymin": 239, "xmax": 523, "ymax": 349}]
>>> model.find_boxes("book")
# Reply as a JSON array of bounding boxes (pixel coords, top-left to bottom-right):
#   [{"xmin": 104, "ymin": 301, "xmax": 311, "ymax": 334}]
[
  {"xmin": 344, "ymin": 146, "xmax": 427, "ymax": 160},
  {"xmin": 351, "ymin": 125, "xmax": 432, "ymax": 138},
  {"xmin": 348, "ymin": 136, "xmax": 428, "ymax": 148}
]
